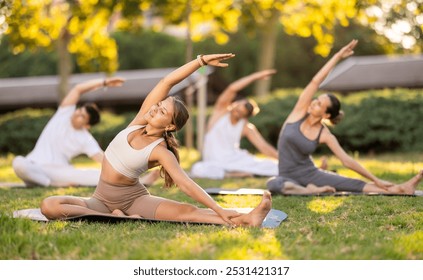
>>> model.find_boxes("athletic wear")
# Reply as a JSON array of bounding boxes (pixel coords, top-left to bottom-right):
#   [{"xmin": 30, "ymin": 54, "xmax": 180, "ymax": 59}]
[
  {"xmin": 92, "ymin": 125, "xmax": 166, "ymax": 217},
  {"xmin": 191, "ymin": 113, "xmax": 277, "ymax": 179},
  {"xmin": 13, "ymin": 105, "xmax": 102, "ymax": 186},
  {"xmin": 267, "ymin": 115, "xmax": 365, "ymax": 193},
  {"xmin": 105, "ymin": 125, "xmax": 164, "ymax": 179}
]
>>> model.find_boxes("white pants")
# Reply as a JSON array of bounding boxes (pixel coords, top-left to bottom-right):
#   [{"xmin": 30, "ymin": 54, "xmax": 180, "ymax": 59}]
[{"xmin": 12, "ymin": 156, "xmax": 100, "ymax": 187}]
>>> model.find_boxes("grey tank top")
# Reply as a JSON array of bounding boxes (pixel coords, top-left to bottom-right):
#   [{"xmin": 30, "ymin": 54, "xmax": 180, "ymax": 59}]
[{"xmin": 277, "ymin": 114, "xmax": 324, "ymax": 174}]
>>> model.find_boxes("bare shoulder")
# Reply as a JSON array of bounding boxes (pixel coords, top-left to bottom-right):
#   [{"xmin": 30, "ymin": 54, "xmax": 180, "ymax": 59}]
[
  {"xmin": 149, "ymin": 141, "xmax": 174, "ymax": 161},
  {"xmin": 319, "ymin": 126, "xmax": 336, "ymax": 144}
]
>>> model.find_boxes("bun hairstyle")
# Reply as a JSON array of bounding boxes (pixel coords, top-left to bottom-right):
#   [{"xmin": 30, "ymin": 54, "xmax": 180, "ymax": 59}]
[
  {"xmin": 160, "ymin": 96, "xmax": 189, "ymax": 188},
  {"xmin": 326, "ymin": 93, "xmax": 344, "ymax": 125},
  {"xmin": 83, "ymin": 103, "xmax": 101, "ymax": 126},
  {"xmin": 244, "ymin": 98, "xmax": 260, "ymax": 118}
]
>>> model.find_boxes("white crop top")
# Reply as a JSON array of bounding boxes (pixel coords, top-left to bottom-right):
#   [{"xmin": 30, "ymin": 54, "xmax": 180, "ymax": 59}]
[{"xmin": 105, "ymin": 125, "xmax": 164, "ymax": 179}]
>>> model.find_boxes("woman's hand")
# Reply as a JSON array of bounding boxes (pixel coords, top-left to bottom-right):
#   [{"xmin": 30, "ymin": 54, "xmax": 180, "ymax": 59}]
[
  {"xmin": 337, "ymin": 39, "xmax": 358, "ymax": 59},
  {"xmin": 374, "ymin": 178, "xmax": 394, "ymax": 190},
  {"xmin": 104, "ymin": 77, "xmax": 125, "ymax": 87},
  {"xmin": 215, "ymin": 207, "xmax": 242, "ymax": 226},
  {"xmin": 202, "ymin": 53, "xmax": 236, "ymax": 67}
]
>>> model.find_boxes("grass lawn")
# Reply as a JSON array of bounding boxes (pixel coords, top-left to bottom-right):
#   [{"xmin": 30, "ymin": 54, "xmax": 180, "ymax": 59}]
[{"xmin": 0, "ymin": 150, "xmax": 422, "ymax": 260}]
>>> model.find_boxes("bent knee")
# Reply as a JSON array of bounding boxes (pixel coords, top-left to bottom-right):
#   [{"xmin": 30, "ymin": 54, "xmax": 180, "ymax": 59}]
[
  {"xmin": 40, "ymin": 197, "xmax": 62, "ymax": 220},
  {"xmin": 12, "ymin": 156, "xmax": 26, "ymax": 173}
]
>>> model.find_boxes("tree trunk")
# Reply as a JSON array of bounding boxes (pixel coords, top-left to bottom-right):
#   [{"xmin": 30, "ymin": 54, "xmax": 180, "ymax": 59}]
[
  {"xmin": 254, "ymin": 9, "xmax": 279, "ymax": 97},
  {"xmin": 57, "ymin": 28, "xmax": 72, "ymax": 104},
  {"xmin": 184, "ymin": 2, "xmax": 194, "ymax": 149}
]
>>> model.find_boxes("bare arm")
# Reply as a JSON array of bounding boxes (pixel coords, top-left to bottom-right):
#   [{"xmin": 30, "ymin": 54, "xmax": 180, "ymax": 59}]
[
  {"xmin": 60, "ymin": 77, "xmax": 125, "ymax": 107},
  {"xmin": 320, "ymin": 128, "xmax": 388, "ymax": 188},
  {"xmin": 243, "ymin": 123, "xmax": 278, "ymax": 159},
  {"xmin": 151, "ymin": 147, "xmax": 241, "ymax": 224},
  {"xmin": 130, "ymin": 53, "xmax": 235, "ymax": 126},
  {"xmin": 214, "ymin": 69, "xmax": 277, "ymax": 111},
  {"xmin": 286, "ymin": 39, "xmax": 358, "ymax": 123}
]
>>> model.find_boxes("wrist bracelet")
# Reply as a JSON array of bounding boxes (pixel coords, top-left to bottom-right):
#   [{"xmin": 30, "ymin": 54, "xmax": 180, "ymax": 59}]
[
  {"xmin": 199, "ymin": 54, "xmax": 207, "ymax": 66},
  {"xmin": 196, "ymin": 55, "xmax": 204, "ymax": 67}
]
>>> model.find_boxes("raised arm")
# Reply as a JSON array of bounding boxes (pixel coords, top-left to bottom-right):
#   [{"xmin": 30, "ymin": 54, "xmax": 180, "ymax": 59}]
[
  {"xmin": 287, "ymin": 39, "xmax": 358, "ymax": 122},
  {"xmin": 60, "ymin": 77, "xmax": 125, "ymax": 107},
  {"xmin": 130, "ymin": 53, "xmax": 235, "ymax": 126},
  {"xmin": 214, "ymin": 69, "xmax": 277, "ymax": 111}
]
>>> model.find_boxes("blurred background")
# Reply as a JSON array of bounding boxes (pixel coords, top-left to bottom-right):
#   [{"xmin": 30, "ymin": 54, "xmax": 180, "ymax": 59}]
[{"xmin": 0, "ymin": 0, "xmax": 422, "ymax": 156}]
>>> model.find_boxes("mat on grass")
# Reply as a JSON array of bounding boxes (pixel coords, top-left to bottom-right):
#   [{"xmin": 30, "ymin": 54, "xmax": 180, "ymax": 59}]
[
  {"xmin": 13, "ymin": 208, "xmax": 287, "ymax": 229},
  {"xmin": 204, "ymin": 187, "xmax": 423, "ymax": 197},
  {"xmin": 0, "ymin": 182, "xmax": 26, "ymax": 188},
  {"xmin": 0, "ymin": 182, "xmax": 96, "ymax": 188}
]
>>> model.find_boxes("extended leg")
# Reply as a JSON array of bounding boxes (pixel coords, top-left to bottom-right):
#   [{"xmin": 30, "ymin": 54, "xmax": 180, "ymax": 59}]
[
  {"xmin": 363, "ymin": 170, "xmax": 423, "ymax": 194},
  {"xmin": 126, "ymin": 192, "xmax": 272, "ymax": 227}
]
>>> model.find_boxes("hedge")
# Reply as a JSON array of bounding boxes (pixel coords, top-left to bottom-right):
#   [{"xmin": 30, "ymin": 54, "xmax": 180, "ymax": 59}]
[{"xmin": 0, "ymin": 88, "xmax": 422, "ymax": 156}]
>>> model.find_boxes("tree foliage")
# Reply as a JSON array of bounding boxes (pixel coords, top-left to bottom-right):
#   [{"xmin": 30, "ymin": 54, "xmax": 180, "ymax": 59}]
[
  {"xmin": 5, "ymin": 0, "xmax": 119, "ymax": 73},
  {"xmin": 358, "ymin": 0, "xmax": 423, "ymax": 53}
]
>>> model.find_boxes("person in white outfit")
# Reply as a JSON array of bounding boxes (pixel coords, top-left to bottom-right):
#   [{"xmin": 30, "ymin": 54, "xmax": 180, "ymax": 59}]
[
  {"xmin": 12, "ymin": 77, "xmax": 148, "ymax": 187},
  {"xmin": 190, "ymin": 70, "xmax": 279, "ymax": 179}
]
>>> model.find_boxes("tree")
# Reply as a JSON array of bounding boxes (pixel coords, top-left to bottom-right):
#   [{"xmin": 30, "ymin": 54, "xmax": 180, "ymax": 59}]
[
  {"xmin": 0, "ymin": 0, "xmax": 12, "ymax": 41},
  {"xmin": 238, "ymin": 0, "xmax": 363, "ymax": 96},
  {"xmin": 5, "ymin": 0, "xmax": 122, "ymax": 101},
  {"xmin": 358, "ymin": 0, "xmax": 423, "ymax": 53}
]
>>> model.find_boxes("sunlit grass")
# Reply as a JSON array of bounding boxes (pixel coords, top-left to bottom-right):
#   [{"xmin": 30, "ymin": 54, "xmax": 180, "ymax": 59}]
[
  {"xmin": 307, "ymin": 197, "xmax": 346, "ymax": 214},
  {"xmin": 1, "ymin": 151, "xmax": 422, "ymax": 260}
]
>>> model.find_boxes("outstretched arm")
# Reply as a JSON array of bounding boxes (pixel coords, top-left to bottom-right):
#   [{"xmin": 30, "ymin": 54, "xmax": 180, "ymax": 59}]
[
  {"xmin": 130, "ymin": 53, "xmax": 235, "ymax": 126},
  {"xmin": 321, "ymin": 128, "xmax": 392, "ymax": 190},
  {"xmin": 214, "ymin": 69, "xmax": 277, "ymax": 111},
  {"xmin": 286, "ymin": 39, "xmax": 358, "ymax": 122},
  {"xmin": 152, "ymin": 147, "xmax": 241, "ymax": 225},
  {"xmin": 243, "ymin": 123, "xmax": 278, "ymax": 159},
  {"xmin": 60, "ymin": 77, "xmax": 125, "ymax": 107}
]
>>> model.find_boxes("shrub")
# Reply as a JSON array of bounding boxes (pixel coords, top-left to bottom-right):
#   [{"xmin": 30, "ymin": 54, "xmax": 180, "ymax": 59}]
[{"xmin": 1, "ymin": 88, "xmax": 422, "ymax": 156}]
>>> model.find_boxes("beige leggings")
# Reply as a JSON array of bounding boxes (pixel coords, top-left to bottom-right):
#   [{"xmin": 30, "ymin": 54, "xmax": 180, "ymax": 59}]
[{"xmin": 88, "ymin": 179, "xmax": 167, "ymax": 219}]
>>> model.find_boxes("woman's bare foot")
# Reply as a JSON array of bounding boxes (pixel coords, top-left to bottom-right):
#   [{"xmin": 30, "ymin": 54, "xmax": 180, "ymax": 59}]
[
  {"xmin": 282, "ymin": 181, "xmax": 335, "ymax": 194},
  {"xmin": 305, "ymin": 184, "xmax": 336, "ymax": 194},
  {"xmin": 319, "ymin": 156, "xmax": 328, "ymax": 170},
  {"xmin": 392, "ymin": 170, "xmax": 423, "ymax": 194},
  {"xmin": 234, "ymin": 191, "xmax": 272, "ymax": 227},
  {"xmin": 112, "ymin": 209, "xmax": 141, "ymax": 218},
  {"xmin": 111, "ymin": 209, "xmax": 127, "ymax": 217}
]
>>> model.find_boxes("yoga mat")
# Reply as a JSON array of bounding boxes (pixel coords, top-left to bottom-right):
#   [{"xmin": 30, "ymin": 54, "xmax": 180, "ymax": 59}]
[
  {"xmin": 205, "ymin": 187, "xmax": 423, "ymax": 197},
  {"xmin": 0, "ymin": 182, "xmax": 26, "ymax": 188},
  {"xmin": 13, "ymin": 208, "xmax": 287, "ymax": 229}
]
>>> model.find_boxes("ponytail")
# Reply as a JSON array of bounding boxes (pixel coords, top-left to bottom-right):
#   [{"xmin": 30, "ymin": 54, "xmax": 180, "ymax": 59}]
[
  {"xmin": 160, "ymin": 131, "xmax": 180, "ymax": 188},
  {"xmin": 326, "ymin": 93, "xmax": 344, "ymax": 125}
]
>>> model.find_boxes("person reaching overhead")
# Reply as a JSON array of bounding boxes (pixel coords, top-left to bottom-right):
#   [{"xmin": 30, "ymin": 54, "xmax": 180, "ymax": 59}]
[{"xmin": 190, "ymin": 70, "xmax": 279, "ymax": 179}]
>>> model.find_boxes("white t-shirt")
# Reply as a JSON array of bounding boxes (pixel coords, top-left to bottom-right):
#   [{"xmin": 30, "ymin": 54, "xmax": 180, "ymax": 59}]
[{"xmin": 26, "ymin": 105, "xmax": 102, "ymax": 166}]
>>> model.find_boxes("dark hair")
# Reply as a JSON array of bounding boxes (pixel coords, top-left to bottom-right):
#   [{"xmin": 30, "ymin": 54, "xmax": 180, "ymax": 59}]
[
  {"xmin": 326, "ymin": 93, "xmax": 344, "ymax": 125},
  {"xmin": 160, "ymin": 96, "xmax": 189, "ymax": 188},
  {"xmin": 244, "ymin": 98, "xmax": 260, "ymax": 118},
  {"xmin": 83, "ymin": 103, "xmax": 101, "ymax": 126}
]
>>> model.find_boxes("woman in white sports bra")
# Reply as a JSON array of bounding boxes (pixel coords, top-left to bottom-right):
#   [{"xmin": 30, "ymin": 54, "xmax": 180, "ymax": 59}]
[{"xmin": 40, "ymin": 53, "xmax": 272, "ymax": 227}]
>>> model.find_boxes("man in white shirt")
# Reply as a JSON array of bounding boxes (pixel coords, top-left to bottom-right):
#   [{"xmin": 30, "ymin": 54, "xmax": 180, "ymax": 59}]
[{"xmin": 12, "ymin": 78, "xmax": 120, "ymax": 187}]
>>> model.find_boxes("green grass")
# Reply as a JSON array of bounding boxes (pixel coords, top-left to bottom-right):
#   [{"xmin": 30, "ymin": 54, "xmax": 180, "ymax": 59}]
[{"xmin": 0, "ymin": 149, "xmax": 422, "ymax": 260}]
